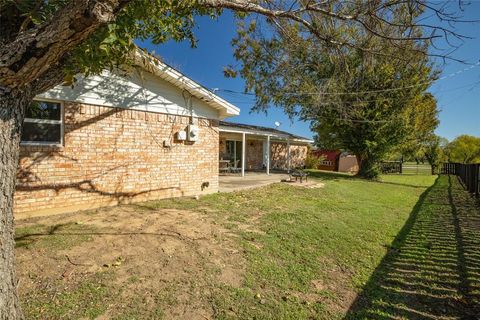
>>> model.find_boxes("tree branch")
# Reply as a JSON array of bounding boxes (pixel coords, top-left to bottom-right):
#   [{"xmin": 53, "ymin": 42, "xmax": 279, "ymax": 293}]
[{"xmin": 0, "ymin": 0, "xmax": 132, "ymax": 90}]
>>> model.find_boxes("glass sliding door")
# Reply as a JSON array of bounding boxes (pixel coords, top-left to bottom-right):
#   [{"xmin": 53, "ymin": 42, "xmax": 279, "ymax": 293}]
[{"xmin": 226, "ymin": 140, "xmax": 243, "ymax": 170}]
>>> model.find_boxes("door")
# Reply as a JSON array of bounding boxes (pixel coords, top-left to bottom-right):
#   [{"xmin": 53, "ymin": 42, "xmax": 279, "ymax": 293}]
[{"xmin": 226, "ymin": 140, "xmax": 243, "ymax": 169}]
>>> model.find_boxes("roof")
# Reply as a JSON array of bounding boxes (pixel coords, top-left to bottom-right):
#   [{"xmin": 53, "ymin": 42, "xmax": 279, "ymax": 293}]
[
  {"xmin": 219, "ymin": 121, "xmax": 313, "ymax": 144},
  {"xmin": 134, "ymin": 50, "xmax": 240, "ymax": 119},
  {"xmin": 312, "ymin": 150, "xmax": 341, "ymax": 162}
]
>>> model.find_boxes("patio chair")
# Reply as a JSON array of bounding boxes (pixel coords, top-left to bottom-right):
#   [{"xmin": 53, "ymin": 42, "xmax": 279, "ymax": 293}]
[
  {"xmin": 289, "ymin": 169, "xmax": 309, "ymax": 183},
  {"xmin": 219, "ymin": 160, "xmax": 230, "ymax": 174},
  {"xmin": 230, "ymin": 159, "xmax": 242, "ymax": 174}
]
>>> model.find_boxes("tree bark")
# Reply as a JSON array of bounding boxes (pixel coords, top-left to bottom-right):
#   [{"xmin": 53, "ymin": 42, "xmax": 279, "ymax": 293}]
[
  {"xmin": 356, "ymin": 154, "xmax": 379, "ymax": 179},
  {"xmin": 0, "ymin": 88, "xmax": 32, "ymax": 320},
  {"xmin": 0, "ymin": 2, "xmax": 131, "ymax": 317},
  {"xmin": 0, "ymin": 0, "xmax": 131, "ymax": 90}
]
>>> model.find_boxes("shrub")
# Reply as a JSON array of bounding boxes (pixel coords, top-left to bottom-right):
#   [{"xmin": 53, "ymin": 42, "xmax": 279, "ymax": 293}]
[{"xmin": 305, "ymin": 153, "xmax": 324, "ymax": 169}]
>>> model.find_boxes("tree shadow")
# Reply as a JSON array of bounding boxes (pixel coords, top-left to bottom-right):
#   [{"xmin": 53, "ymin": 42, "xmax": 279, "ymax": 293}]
[
  {"xmin": 305, "ymin": 170, "xmax": 356, "ymax": 181},
  {"xmin": 345, "ymin": 175, "xmax": 480, "ymax": 319},
  {"xmin": 15, "ymin": 222, "xmax": 205, "ymax": 249},
  {"xmin": 375, "ymin": 179, "xmax": 435, "ymax": 189}
]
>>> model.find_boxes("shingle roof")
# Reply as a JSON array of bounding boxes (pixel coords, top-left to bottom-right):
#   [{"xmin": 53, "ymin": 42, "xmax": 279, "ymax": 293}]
[{"xmin": 219, "ymin": 121, "xmax": 313, "ymax": 143}]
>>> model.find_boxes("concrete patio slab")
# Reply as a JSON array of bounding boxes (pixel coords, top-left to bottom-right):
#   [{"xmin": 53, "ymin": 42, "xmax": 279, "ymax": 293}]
[{"xmin": 219, "ymin": 172, "xmax": 290, "ymax": 192}]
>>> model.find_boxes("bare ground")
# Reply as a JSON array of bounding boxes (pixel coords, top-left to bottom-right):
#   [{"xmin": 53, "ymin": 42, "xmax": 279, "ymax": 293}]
[{"xmin": 15, "ymin": 205, "xmax": 246, "ymax": 319}]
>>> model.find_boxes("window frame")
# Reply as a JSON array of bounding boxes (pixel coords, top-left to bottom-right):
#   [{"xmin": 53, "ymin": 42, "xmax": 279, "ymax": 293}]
[
  {"xmin": 21, "ymin": 99, "xmax": 64, "ymax": 147},
  {"xmin": 320, "ymin": 160, "xmax": 334, "ymax": 166}
]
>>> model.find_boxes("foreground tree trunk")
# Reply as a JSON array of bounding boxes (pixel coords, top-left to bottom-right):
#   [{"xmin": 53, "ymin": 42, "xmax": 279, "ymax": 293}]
[
  {"xmin": 0, "ymin": 2, "xmax": 132, "ymax": 317},
  {"xmin": 356, "ymin": 155, "xmax": 379, "ymax": 179},
  {"xmin": 0, "ymin": 88, "xmax": 31, "ymax": 320}
]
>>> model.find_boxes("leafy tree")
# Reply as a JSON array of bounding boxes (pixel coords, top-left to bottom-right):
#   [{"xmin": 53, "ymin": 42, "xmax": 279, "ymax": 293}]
[
  {"xmin": 395, "ymin": 93, "xmax": 440, "ymax": 163},
  {"xmin": 423, "ymin": 134, "xmax": 444, "ymax": 173},
  {"xmin": 228, "ymin": 2, "xmax": 439, "ymax": 178},
  {"xmin": 0, "ymin": 1, "xmax": 469, "ymax": 317},
  {"xmin": 444, "ymin": 135, "xmax": 480, "ymax": 163}
]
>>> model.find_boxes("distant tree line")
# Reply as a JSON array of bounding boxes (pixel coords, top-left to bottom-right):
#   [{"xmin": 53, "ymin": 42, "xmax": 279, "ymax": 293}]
[{"xmin": 388, "ymin": 134, "xmax": 480, "ymax": 171}]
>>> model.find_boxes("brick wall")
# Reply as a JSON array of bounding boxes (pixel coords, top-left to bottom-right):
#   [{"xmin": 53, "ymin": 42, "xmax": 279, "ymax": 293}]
[
  {"xmin": 219, "ymin": 136, "xmax": 227, "ymax": 157},
  {"xmin": 271, "ymin": 142, "xmax": 308, "ymax": 170},
  {"xmin": 246, "ymin": 140, "xmax": 263, "ymax": 170},
  {"xmin": 15, "ymin": 102, "xmax": 219, "ymax": 218}
]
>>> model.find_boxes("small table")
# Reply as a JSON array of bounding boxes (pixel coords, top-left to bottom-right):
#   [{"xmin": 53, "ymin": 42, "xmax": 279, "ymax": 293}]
[
  {"xmin": 290, "ymin": 170, "xmax": 309, "ymax": 183},
  {"xmin": 219, "ymin": 160, "xmax": 231, "ymax": 173}
]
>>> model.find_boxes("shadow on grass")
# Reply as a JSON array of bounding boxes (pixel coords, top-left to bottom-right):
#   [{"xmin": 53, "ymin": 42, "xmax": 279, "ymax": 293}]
[
  {"xmin": 305, "ymin": 170, "xmax": 356, "ymax": 181},
  {"xmin": 345, "ymin": 175, "xmax": 480, "ymax": 319},
  {"xmin": 15, "ymin": 223, "xmax": 203, "ymax": 249},
  {"xmin": 375, "ymin": 178, "xmax": 435, "ymax": 189},
  {"xmin": 345, "ymin": 176, "xmax": 480, "ymax": 319}
]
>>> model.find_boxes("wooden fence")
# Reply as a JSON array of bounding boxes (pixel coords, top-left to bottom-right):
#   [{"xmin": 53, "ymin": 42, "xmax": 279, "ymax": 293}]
[
  {"xmin": 380, "ymin": 161, "xmax": 402, "ymax": 174},
  {"xmin": 402, "ymin": 162, "xmax": 433, "ymax": 175},
  {"xmin": 441, "ymin": 163, "xmax": 480, "ymax": 197}
]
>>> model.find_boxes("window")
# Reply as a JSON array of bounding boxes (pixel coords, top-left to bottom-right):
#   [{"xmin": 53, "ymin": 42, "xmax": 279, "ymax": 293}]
[
  {"xmin": 320, "ymin": 160, "xmax": 334, "ymax": 166},
  {"xmin": 226, "ymin": 140, "xmax": 243, "ymax": 168},
  {"xmin": 21, "ymin": 100, "xmax": 63, "ymax": 145}
]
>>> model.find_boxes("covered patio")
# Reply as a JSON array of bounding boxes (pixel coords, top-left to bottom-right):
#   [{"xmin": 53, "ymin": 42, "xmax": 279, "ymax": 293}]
[{"xmin": 218, "ymin": 121, "xmax": 313, "ymax": 177}]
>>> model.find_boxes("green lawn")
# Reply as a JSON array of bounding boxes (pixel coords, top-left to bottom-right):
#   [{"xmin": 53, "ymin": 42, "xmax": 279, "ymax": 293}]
[
  {"xmin": 133, "ymin": 172, "xmax": 438, "ymax": 319},
  {"xmin": 16, "ymin": 172, "xmax": 480, "ymax": 319}
]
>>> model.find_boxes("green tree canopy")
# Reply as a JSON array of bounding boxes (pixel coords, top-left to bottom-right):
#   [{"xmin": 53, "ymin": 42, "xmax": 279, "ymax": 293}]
[
  {"xmin": 228, "ymin": 2, "xmax": 437, "ymax": 178},
  {"xmin": 444, "ymin": 135, "xmax": 480, "ymax": 163},
  {"xmin": 394, "ymin": 93, "xmax": 440, "ymax": 162}
]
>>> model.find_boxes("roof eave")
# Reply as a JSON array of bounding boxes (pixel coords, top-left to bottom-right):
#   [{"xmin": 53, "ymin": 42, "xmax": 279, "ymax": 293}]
[
  {"xmin": 219, "ymin": 125, "xmax": 313, "ymax": 144},
  {"xmin": 134, "ymin": 51, "xmax": 240, "ymax": 118}
]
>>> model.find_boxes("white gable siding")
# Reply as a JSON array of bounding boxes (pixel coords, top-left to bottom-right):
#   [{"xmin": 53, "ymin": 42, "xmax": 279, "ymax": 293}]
[{"xmin": 37, "ymin": 69, "xmax": 221, "ymax": 119}]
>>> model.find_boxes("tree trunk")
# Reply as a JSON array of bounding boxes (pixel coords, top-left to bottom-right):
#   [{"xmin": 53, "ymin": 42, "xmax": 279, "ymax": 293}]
[
  {"xmin": 356, "ymin": 154, "xmax": 379, "ymax": 179},
  {"xmin": 0, "ymin": 88, "xmax": 31, "ymax": 320}
]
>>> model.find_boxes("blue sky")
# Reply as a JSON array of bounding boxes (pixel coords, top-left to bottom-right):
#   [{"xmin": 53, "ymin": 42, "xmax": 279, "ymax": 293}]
[{"xmin": 137, "ymin": 4, "xmax": 480, "ymax": 141}]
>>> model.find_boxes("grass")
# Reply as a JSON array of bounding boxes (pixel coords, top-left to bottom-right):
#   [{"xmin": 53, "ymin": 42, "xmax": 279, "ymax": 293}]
[
  {"xmin": 22, "ymin": 272, "xmax": 113, "ymax": 319},
  {"xmin": 143, "ymin": 172, "xmax": 437, "ymax": 319},
  {"xmin": 16, "ymin": 171, "xmax": 480, "ymax": 319}
]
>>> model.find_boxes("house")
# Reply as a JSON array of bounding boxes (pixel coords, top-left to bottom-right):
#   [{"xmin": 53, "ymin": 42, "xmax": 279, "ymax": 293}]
[
  {"xmin": 310, "ymin": 149, "xmax": 359, "ymax": 173},
  {"xmin": 15, "ymin": 52, "xmax": 312, "ymax": 218},
  {"xmin": 311, "ymin": 150, "xmax": 341, "ymax": 171},
  {"xmin": 219, "ymin": 122, "xmax": 312, "ymax": 175}
]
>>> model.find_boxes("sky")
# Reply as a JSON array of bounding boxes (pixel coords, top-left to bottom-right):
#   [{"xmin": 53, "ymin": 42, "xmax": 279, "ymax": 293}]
[{"xmin": 137, "ymin": 3, "xmax": 480, "ymax": 141}]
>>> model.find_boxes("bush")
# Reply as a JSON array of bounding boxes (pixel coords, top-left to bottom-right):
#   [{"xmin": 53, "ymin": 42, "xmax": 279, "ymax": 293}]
[{"xmin": 305, "ymin": 153, "xmax": 324, "ymax": 169}]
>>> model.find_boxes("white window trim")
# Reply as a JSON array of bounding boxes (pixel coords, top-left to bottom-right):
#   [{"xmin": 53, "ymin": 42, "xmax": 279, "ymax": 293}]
[{"xmin": 21, "ymin": 99, "xmax": 64, "ymax": 147}]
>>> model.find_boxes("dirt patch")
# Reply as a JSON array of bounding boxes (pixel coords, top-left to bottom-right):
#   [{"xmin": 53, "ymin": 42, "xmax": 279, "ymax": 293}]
[
  {"xmin": 303, "ymin": 182, "xmax": 325, "ymax": 189},
  {"xmin": 16, "ymin": 205, "xmax": 246, "ymax": 319},
  {"xmin": 282, "ymin": 180, "xmax": 325, "ymax": 189},
  {"xmin": 309, "ymin": 276, "xmax": 357, "ymax": 315},
  {"xmin": 290, "ymin": 257, "xmax": 358, "ymax": 316}
]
